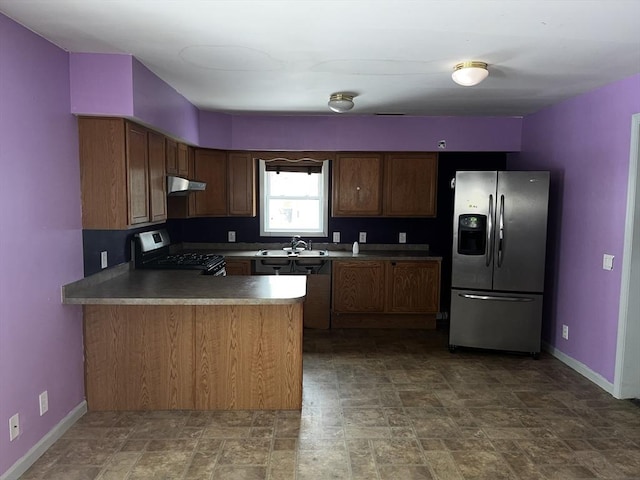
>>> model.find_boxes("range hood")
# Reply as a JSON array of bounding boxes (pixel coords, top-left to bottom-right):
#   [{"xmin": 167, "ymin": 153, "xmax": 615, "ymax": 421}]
[{"xmin": 167, "ymin": 175, "xmax": 206, "ymax": 196}]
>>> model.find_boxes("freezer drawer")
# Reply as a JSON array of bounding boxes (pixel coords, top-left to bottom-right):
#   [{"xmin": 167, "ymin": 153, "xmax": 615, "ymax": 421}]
[{"xmin": 449, "ymin": 289, "xmax": 543, "ymax": 355}]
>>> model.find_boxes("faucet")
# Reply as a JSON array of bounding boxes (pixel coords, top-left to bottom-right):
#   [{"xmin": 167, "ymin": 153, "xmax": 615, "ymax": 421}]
[{"xmin": 290, "ymin": 235, "xmax": 307, "ymax": 250}]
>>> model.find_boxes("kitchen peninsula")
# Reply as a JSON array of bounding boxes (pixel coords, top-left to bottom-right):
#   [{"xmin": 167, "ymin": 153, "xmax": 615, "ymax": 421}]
[{"xmin": 63, "ymin": 268, "xmax": 305, "ymax": 411}]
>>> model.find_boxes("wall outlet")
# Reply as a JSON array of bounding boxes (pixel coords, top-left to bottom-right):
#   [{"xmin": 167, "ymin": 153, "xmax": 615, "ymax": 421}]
[
  {"xmin": 359, "ymin": 232, "xmax": 367, "ymax": 243},
  {"xmin": 332, "ymin": 232, "xmax": 340, "ymax": 243},
  {"xmin": 39, "ymin": 391, "xmax": 48, "ymax": 416},
  {"xmin": 9, "ymin": 413, "xmax": 19, "ymax": 441},
  {"xmin": 603, "ymin": 253, "xmax": 614, "ymax": 271},
  {"xmin": 100, "ymin": 251, "xmax": 108, "ymax": 269},
  {"xmin": 399, "ymin": 232, "xmax": 407, "ymax": 243},
  {"xmin": 228, "ymin": 231, "xmax": 236, "ymax": 242},
  {"xmin": 562, "ymin": 324, "xmax": 569, "ymax": 340}
]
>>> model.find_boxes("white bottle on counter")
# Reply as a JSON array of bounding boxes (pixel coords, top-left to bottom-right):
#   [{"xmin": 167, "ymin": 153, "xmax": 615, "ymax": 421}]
[{"xmin": 352, "ymin": 241, "xmax": 359, "ymax": 255}]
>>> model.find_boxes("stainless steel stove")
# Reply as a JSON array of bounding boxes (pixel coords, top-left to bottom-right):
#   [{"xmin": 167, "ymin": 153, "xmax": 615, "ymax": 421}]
[{"xmin": 133, "ymin": 229, "xmax": 226, "ymax": 276}]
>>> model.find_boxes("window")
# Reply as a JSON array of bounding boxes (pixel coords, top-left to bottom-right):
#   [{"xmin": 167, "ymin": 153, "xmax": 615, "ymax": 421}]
[{"xmin": 259, "ymin": 159, "xmax": 329, "ymax": 237}]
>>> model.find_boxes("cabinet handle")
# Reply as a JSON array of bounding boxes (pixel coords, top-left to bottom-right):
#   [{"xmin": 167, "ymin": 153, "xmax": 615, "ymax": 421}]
[{"xmin": 356, "ymin": 186, "xmax": 361, "ymax": 191}]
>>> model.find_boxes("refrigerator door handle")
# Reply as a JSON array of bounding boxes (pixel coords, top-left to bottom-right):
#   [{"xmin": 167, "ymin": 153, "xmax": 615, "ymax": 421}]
[
  {"xmin": 497, "ymin": 194, "xmax": 505, "ymax": 267},
  {"xmin": 458, "ymin": 293, "xmax": 535, "ymax": 302},
  {"xmin": 486, "ymin": 194, "xmax": 494, "ymax": 267}
]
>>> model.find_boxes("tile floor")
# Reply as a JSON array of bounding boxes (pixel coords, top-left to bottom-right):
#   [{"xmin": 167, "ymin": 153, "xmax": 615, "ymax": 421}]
[{"xmin": 20, "ymin": 328, "xmax": 640, "ymax": 479}]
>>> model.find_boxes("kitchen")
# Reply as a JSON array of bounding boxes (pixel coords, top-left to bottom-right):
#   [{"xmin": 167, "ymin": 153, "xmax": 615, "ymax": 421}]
[{"xmin": 1, "ymin": 2, "xmax": 640, "ymax": 479}]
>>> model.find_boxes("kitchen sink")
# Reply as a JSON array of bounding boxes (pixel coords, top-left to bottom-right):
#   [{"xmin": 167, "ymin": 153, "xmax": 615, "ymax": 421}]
[{"xmin": 255, "ymin": 249, "xmax": 330, "ymax": 271}]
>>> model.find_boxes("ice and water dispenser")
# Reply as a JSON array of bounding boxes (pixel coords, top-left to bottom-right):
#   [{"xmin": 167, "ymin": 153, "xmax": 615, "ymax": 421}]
[{"xmin": 457, "ymin": 214, "xmax": 487, "ymax": 255}]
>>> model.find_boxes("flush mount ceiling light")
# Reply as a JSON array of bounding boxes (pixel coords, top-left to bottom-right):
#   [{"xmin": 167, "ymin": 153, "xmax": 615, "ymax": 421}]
[
  {"xmin": 451, "ymin": 61, "xmax": 489, "ymax": 86},
  {"xmin": 328, "ymin": 93, "xmax": 355, "ymax": 113}
]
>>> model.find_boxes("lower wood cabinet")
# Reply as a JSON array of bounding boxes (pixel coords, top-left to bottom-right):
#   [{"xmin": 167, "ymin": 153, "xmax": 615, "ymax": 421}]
[
  {"xmin": 386, "ymin": 260, "xmax": 440, "ymax": 313},
  {"xmin": 83, "ymin": 303, "xmax": 303, "ymax": 411},
  {"xmin": 84, "ymin": 305, "xmax": 195, "ymax": 411},
  {"xmin": 332, "ymin": 259, "xmax": 440, "ymax": 328},
  {"xmin": 332, "ymin": 261, "xmax": 385, "ymax": 312},
  {"xmin": 224, "ymin": 259, "xmax": 252, "ymax": 275},
  {"xmin": 195, "ymin": 304, "xmax": 302, "ymax": 410}
]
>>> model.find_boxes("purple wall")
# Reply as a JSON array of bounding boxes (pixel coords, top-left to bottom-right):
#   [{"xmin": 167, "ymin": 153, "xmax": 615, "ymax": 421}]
[
  {"xmin": 70, "ymin": 53, "xmax": 134, "ymax": 116},
  {"xmin": 69, "ymin": 53, "xmax": 523, "ymax": 152},
  {"xmin": 132, "ymin": 58, "xmax": 200, "ymax": 145},
  {"xmin": 512, "ymin": 74, "xmax": 640, "ymax": 382},
  {"xmin": 0, "ymin": 15, "xmax": 85, "ymax": 475},
  {"xmin": 200, "ymin": 114, "xmax": 522, "ymax": 152},
  {"xmin": 70, "ymin": 54, "xmax": 200, "ymax": 145}
]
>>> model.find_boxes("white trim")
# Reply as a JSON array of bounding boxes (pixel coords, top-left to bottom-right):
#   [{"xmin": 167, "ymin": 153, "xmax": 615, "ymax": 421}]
[
  {"xmin": 614, "ymin": 113, "xmax": 640, "ymax": 399},
  {"xmin": 0, "ymin": 401, "xmax": 87, "ymax": 480},
  {"xmin": 543, "ymin": 342, "xmax": 614, "ymax": 395}
]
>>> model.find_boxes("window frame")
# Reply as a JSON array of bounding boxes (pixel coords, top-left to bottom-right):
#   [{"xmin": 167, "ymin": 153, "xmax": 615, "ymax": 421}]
[{"xmin": 258, "ymin": 159, "xmax": 329, "ymax": 238}]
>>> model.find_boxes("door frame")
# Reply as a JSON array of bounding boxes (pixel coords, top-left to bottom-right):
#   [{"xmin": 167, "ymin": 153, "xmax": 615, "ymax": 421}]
[{"xmin": 614, "ymin": 113, "xmax": 640, "ymax": 399}]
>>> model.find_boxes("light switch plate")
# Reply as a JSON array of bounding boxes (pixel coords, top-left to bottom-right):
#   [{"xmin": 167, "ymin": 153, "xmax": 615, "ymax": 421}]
[
  {"xmin": 359, "ymin": 232, "xmax": 367, "ymax": 243},
  {"xmin": 603, "ymin": 254, "xmax": 614, "ymax": 271},
  {"xmin": 332, "ymin": 232, "xmax": 340, "ymax": 243},
  {"xmin": 228, "ymin": 231, "xmax": 236, "ymax": 242},
  {"xmin": 399, "ymin": 232, "xmax": 407, "ymax": 243}
]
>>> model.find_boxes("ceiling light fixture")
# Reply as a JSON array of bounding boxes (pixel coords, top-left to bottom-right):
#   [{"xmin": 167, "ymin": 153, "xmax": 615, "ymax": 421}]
[
  {"xmin": 328, "ymin": 93, "xmax": 354, "ymax": 113},
  {"xmin": 451, "ymin": 61, "xmax": 489, "ymax": 87}
]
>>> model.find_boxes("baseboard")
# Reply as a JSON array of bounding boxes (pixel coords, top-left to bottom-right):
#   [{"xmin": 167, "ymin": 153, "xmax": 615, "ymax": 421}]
[
  {"xmin": 0, "ymin": 401, "xmax": 87, "ymax": 480},
  {"xmin": 542, "ymin": 342, "xmax": 614, "ymax": 395}
]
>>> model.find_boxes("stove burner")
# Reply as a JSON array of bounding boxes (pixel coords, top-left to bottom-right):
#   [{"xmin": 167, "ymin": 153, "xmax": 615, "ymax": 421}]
[
  {"xmin": 155, "ymin": 252, "xmax": 222, "ymax": 266},
  {"xmin": 133, "ymin": 229, "xmax": 226, "ymax": 275}
]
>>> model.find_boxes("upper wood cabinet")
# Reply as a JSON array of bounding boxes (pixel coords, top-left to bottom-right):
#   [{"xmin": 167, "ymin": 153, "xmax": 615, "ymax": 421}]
[
  {"xmin": 125, "ymin": 123, "xmax": 150, "ymax": 225},
  {"xmin": 177, "ymin": 143, "xmax": 189, "ymax": 177},
  {"xmin": 332, "ymin": 153, "xmax": 383, "ymax": 216},
  {"xmin": 79, "ymin": 117, "xmax": 167, "ymax": 229},
  {"xmin": 192, "ymin": 149, "xmax": 227, "ymax": 216},
  {"xmin": 227, "ymin": 152, "xmax": 256, "ymax": 216},
  {"xmin": 147, "ymin": 131, "xmax": 167, "ymax": 223},
  {"xmin": 332, "ymin": 152, "xmax": 437, "ymax": 217},
  {"xmin": 165, "ymin": 138, "xmax": 178, "ymax": 175},
  {"xmin": 190, "ymin": 149, "xmax": 256, "ymax": 217},
  {"xmin": 166, "ymin": 139, "xmax": 190, "ymax": 179},
  {"xmin": 384, "ymin": 153, "xmax": 437, "ymax": 217}
]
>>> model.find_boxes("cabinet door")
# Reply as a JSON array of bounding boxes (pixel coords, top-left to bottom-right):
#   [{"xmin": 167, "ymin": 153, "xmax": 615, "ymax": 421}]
[
  {"xmin": 227, "ymin": 152, "xmax": 256, "ymax": 216},
  {"xmin": 165, "ymin": 138, "xmax": 178, "ymax": 175},
  {"xmin": 78, "ymin": 117, "xmax": 128, "ymax": 229},
  {"xmin": 192, "ymin": 149, "xmax": 228, "ymax": 216},
  {"xmin": 332, "ymin": 154, "xmax": 383, "ymax": 216},
  {"xmin": 224, "ymin": 260, "xmax": 252, "ymax": 275},
  {"xmin": 125, "ymin": 122, "xmax": 150, "ymax": 225},
  {"xmin": 332, "ymin": 261, "xmax": 385, "ymax": 312},
  {"xmin": 386, "ymin": 261, "xmax": 440, "ymax": 313},
  {"xmin": 148, "ymin": 131, "xmax": 167, "ymax": 222},
  {"xmin": 177, "ymin": 142, "xmax": 190, "ymax": 177},
  {"xmin": 384, "ymin": 153, "xmax": 437, "ymax": 217}
]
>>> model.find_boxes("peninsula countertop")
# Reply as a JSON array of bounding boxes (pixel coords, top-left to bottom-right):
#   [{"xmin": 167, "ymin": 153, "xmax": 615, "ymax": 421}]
[{"xmin": 62, "ymin": 265, "xmax": 306, "ymax": 306}]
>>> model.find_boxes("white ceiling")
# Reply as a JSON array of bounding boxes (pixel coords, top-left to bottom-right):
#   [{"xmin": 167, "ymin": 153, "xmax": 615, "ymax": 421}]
[{"xmin": 1, "ymin": 0, "xmax": 639, "ymax": 116}]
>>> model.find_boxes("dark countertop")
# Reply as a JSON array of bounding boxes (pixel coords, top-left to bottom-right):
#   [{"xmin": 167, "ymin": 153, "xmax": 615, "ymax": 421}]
[
  {"xmin": 62, "ymin": 264, "xmax": 306, "ymax": 306},
  {"xmin": 182, "ymin": 243, "xmax": 443, "ymax": 262}
]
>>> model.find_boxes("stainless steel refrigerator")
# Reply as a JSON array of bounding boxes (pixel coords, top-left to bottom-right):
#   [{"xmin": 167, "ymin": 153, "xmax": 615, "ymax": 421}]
[{"xmin": 449, "ymin": 171, "xmax": 550, "ymax": 357}]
